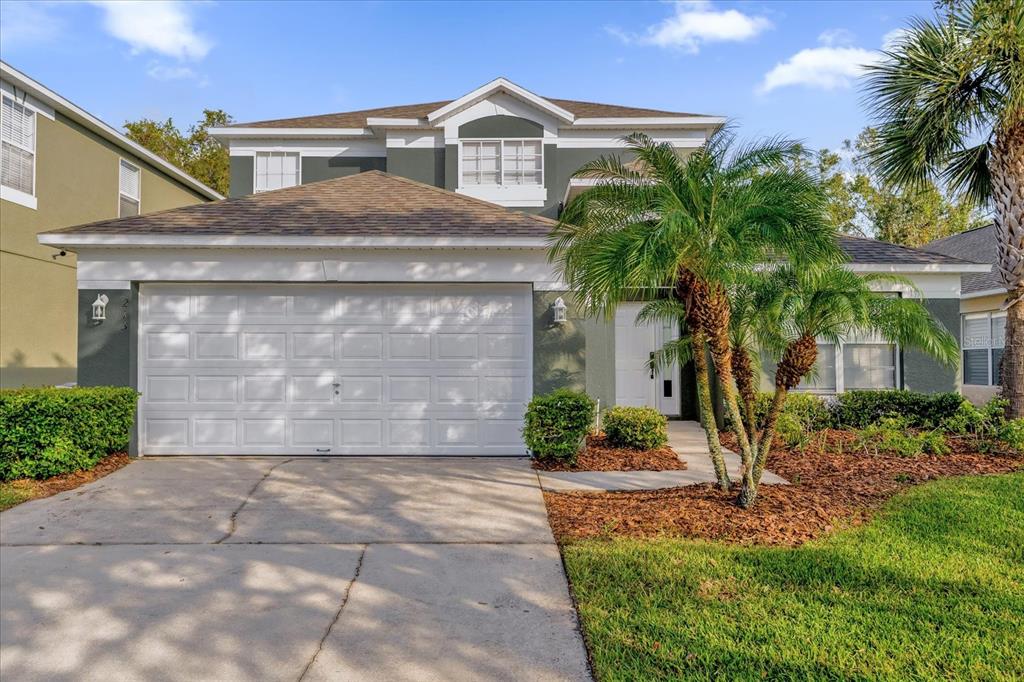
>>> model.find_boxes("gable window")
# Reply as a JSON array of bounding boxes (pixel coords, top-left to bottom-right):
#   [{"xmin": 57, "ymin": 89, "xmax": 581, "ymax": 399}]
[
  {"xmin": 461, "ymin": 139, "xmax": 542, "ymax": 187},
  {"xmin": 255, "ymin": 151, "xmax": 300, "ymax": 192},
  {"xmin": 963, "ymin": 312, "xmax": 1006, "ymax": 386},
  {"xmin": 119, "ymin": 159, "xmax": 140, "ymax": 217},
  {"xmin": 1, "ymin": 94, "xmax": 36, "ymax": 199}
]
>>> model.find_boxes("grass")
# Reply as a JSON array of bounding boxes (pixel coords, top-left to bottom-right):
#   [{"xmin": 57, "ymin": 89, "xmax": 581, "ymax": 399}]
[
  {"xmin": 563, "ymin": 473, "xmax": 1024, "ymax": 681},
  {"xmin": 0, "ymin": 480, "xmax": 39, "ymax": 511}
]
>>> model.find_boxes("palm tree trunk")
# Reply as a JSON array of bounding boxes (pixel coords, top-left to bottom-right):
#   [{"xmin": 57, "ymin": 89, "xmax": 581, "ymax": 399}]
[
  {"xmin": 990, "ymin": 123, "xmax": 1024, "ymax": 418},
  {"xmin": 700, "ymin": 291, "xmax": 756, "ymax": 502},
  {"xmin": 752, "ymin": 387, "xmax": 788, "ymax": 490},
  {"xmin": 692, "ymin": 330, "xmax": 731, "ymax": 490},
  {"xmin": 732, "ymin": 347, "xmax": 758, "ymax": 438}
]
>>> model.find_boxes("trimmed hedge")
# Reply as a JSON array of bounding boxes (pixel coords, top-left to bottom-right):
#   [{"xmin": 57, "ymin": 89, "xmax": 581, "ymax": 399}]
[
  {"xmin": 523, "ymin": 389, "xmax": 596, "ymax": 464},
  {"xmin": 831, "ymin": 390, "xmax": 964, "ymax": 429},
  {"xmin": 0, "ymin": 387, "xmax": 138, "ymax": 480},
  {"xmin": 604, "ymin": 406, "xmax": 668, "ymax": 450}
]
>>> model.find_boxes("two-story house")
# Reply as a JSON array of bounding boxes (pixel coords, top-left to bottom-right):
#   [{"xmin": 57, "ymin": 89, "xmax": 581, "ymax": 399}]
[
  {"xmin": 1, "ymin": 61, "xmax": 222, "ymax": 388},
  {"xmin": 38, "ymin": 78, "xmax": 987, "ymax": 456}
]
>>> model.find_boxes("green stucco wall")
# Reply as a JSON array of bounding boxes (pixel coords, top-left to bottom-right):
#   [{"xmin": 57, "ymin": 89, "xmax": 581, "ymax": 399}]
[
  {"xmin": 387, "ymin": 148, "xmax": 445, "ymax": 187},
  {"xmin": 532, "ymin": 291, "xmax": 615, "ymax": 410},
  {"xmin": 902, "ymin": 298, "xmax": 961, "ymax": 393},
  {"xmin": 1, "ymin": 110, "xmax": 209, "ymax": 388}
]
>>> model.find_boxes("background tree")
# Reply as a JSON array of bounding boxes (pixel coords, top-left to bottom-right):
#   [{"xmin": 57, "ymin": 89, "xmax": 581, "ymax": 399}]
[
  {"xmin": 124, "ymin": 109, "xmax": 232, "ymax": 196},
  {"xmin": 863, "ymin": 0, "xmax": 1023, "ymax": 416}
]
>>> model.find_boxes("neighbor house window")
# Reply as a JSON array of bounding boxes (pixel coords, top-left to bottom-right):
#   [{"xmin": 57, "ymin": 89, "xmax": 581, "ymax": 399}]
[
  {"xmin": 461, "ymin": 139, "xmax": 542, "ymax": 187},
  {"xmin": 118, "ymin": 159, "xmax": 140, "ymax": 217},
  {"xmin": 761, "ymin": 343, "xmax": 837, "ymax": 393},
  {"xmin": 254, "ymin": 151, "xmax": 300, "ymax": 192},
  {"xmin": 962, "ymin": 312, "xmax": 1006, "ymax": 386},
  {"xmin": 843, "ymin": 343, "xmax": 898, "ymax": 389},
  {"xmin": 1, "ymin": 94, "xmax": 36, "ymax": 197}
]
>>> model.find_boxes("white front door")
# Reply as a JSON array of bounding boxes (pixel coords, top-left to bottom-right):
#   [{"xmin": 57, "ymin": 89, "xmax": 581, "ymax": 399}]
[
  {"xmin": 137, "ymin": 283, "xmax": 532, "ymax": 456},
  {"xmin": 614, "ymin": 303, "xmax": 681, "ymax": 416}
]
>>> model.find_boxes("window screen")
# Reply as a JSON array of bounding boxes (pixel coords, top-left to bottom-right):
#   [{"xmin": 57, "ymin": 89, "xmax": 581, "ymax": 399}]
[
  {"xmin": 255, "ymin": 151, "xmax": 300, "ymax": 192},
  {"xmin": 1, "ymin": 96, "xmax": 36, "ymax": 195}
]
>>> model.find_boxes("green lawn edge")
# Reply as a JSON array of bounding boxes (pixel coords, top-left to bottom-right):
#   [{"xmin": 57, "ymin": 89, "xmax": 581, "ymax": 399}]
[{"xmin": 562, "ymin": 473, "xmax": 1024, "ymax": 681}]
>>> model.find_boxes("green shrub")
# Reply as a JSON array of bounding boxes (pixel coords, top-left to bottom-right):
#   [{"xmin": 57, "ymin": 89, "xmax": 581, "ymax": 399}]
[
  {"xmin": 0, "ymin": 386, "xmax": 138, "ymax": 480},
  {"xmin": 855, "ymin": 417, "xmax": 949, "ymax": 457},
  {"xmin": 603, "ymin": 406, "xmax": 668, "ymax": 450},
  {"xmin": 743, "ymin": 392, "xmax": 831, "ymax": 449},
  {"xmin": 831, "ymin": 390, "xmax": 964, "ymax": 429},
  {"xmin": 998, "ymin": 419, "xmax": 1024, "ymax": 451},
  {"xmin": 522, "ymin": 389, "xmax": 596, "ymax": 464}
]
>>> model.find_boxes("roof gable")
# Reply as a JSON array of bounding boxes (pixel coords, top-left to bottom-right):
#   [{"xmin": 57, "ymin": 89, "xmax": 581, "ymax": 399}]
[{"xmin": 426, "ymin": 77, "xmax": 574, "ymax": 124}]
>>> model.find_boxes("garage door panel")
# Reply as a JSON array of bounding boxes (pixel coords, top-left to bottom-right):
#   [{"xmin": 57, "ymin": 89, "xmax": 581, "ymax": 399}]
[{"xmin": 139, "ymin": 284, "xmax": 531, "ymax": 455}]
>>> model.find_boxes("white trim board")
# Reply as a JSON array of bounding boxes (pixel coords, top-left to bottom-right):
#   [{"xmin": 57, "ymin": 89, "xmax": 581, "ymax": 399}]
[
  {"xmin": 40, "ymin": 234, "xmax": 552, "ymax": 249},
  {"xmin": 428, "ymin": 77, "xmax": 575, "ymax": 124}
]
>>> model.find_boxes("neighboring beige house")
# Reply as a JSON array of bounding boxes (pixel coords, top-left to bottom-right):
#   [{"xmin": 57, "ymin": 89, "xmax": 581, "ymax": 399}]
[
  {"xmin": 924, "ymin": 224, "xmax": 1006, "ymax": 404},
  {"xmin": 0, "ymin": 61, "xmax": 222, "ymax": 388}
]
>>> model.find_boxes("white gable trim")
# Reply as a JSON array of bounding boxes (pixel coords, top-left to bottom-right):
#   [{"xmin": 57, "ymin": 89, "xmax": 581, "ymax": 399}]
[{"xmin": 427, "ymin": 77, "xmax": 574, "ymax": 124}]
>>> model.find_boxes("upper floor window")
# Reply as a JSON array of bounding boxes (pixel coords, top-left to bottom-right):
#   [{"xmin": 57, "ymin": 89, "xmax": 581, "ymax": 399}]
[
  {"xmin": 461, "ymin": 139, "xmax": 542, "ymax": 187},
  {"xmin": 963, "ymin": 312, "xmax": 1006, "ymax": 386},
  {"xmin": 119, "ymin": 159, "xmax": 140, "ymax": 217},
  {"xmin": 255, "ymin": 151, "xmax": 300, "ymax": 192},
  {"xmin": 1, "ymin": 94, "xmax": 36, "ymax": 198}
]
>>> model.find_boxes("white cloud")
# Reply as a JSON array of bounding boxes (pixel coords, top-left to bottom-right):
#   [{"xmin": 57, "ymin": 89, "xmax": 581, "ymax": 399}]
[
  {"xmin": 0, "ymin": 2, "xmax": 64, "ymax": 51},
  {"xmin": 758, "ymin": 29, "xmax": 890, "ymax": 94},
  {"xmin": 608, "ymin": 1, "xmax": 771, "ymax": 54},
  {"xmin": 90, "ymin": 1, "xmax": 211, "ymax": 61},
  {"xmin": 817, "ymin": 28, "xmax": 856, "ymax": 47},
  {"xmin": 146, "ymin": 64, "xmax": 197, "ymax": 81}
]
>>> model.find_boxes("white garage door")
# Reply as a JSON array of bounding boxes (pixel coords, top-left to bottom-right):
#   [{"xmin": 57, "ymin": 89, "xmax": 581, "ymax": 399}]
[{"xmin": 138, "ymin": 284, "xmax": 532, "ymax": 455}]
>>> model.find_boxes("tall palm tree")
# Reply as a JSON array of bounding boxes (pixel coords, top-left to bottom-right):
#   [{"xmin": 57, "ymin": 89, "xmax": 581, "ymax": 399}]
[
  {"xmin": 863, "ymin": 0, "xmax": 1024, "ymax": 416},
  {"xmin": 549, "ymin": 130, "xmax": 840, "ymax": 493},
  {"xmin": 741, "ymin": 264, "xmax": 960, "ymax": 506}
]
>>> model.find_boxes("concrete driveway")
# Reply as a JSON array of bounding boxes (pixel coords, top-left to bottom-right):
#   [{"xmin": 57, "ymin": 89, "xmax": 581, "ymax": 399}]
[{"xmin": 0, "ymin": 457, "xmax": 591, "ymax": 681}]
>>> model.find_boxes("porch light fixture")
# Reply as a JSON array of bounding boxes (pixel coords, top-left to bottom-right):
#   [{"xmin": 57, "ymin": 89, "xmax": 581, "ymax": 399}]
[
  {"xmin": 552, "ymin": 297, "xmax": 568, "ymax": 323},
  {"xmin": 91, "ymin": 294, "xmax": 109, "ymax": 322}
]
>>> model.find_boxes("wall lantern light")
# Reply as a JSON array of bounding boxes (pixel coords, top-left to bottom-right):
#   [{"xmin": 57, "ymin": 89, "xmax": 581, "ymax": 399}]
[
  {"xmin": 91, "ymin": 294, "xmax": 109, "ymax": 322},
  {"xmin": 552, "ymin": 297, "xmax": 568, "ymax": 324}
]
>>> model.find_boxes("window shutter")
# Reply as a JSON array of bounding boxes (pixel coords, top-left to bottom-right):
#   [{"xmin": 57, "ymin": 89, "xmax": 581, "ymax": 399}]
[{"xmin": 119, "ymin": 160, "xmax": 140, "ymax": 200}]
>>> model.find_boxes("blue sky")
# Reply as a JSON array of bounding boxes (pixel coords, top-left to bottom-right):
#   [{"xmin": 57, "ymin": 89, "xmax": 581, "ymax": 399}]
[{"xmin": 1, "ymin": 1, "xmax": 936, "ymax": 152}]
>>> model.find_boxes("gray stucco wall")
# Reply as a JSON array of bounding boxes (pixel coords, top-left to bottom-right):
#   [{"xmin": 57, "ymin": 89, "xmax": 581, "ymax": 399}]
[
  {"xmin": 458, "ymin": 115, "xmax": 543, "ymax": 139},
  {"xmin": 387, "ymin": 148, "xmax": 445, "ymax": 187},
  {"xmin": 902, "ymin": 298, "xmax": 961, "ymax": 393},
  {"xmin": 532, "ymin": 291, "xmax": 615, "ymax": 410},
  {"xmin": 78, "ymin": 286, "xmax": 140, "ymax": 455},
  {"xmin": 228, "ymin": 156, "xmax": 254, "ymax": 197},
  {"xmin": 302, "ymin": 156, "xmax": 386, "ymax": 183}
]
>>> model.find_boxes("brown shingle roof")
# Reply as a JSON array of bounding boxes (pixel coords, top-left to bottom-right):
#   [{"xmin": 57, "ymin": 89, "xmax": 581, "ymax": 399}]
[
  {"xmin": 233, "ymin": 98, "xmax": 710, "ymax": 129},
  {"xmin": 42, "ymin": 171, "xmax": 557, "ymax": 238},
  {"xmin": 837, "ymin": 234, "xmax": 981, "ymax": 266}
]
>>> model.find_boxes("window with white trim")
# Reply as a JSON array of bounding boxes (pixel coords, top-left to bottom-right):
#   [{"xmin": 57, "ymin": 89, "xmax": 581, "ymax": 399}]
[
  {"xmin": 1, "ymin": 94, "xmax": 36, "ymax": 196},
  {"xmin": 118, "ymin": 159, "xmax": 140, "ymax": 217},
  {"xmin": 461, "ymin": 139, "xmax": 542, "ymax": 187},
  {"xmin": 254, "ymin": 151, "xmax": 300, "ymax": 192},
  {"xmin": 962, "ymin": 312, "xmax": 1006, "ymax": 385},
  {"xmin": 843, "ymin": 343, "xmax": 898, "ymax": 389}
]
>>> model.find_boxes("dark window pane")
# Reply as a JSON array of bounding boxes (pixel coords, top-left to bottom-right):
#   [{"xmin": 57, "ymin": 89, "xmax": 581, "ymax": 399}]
[{"xmin": 963, "ymin": 349, "xmax": 989, "ymax": 385}]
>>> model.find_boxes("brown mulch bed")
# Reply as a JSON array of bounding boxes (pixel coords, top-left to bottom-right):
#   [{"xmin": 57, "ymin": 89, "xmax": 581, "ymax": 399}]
[
  {"xmin": 532, "ymin": 434, "xmax": 685, "ymax": 472},
  {"xmin": 1, "ymin": 453, "xmax": 130, "ymax": 508},
  {"xmin": 545, "ymin": 430, "xmax": 1023, "ymax": 546}
]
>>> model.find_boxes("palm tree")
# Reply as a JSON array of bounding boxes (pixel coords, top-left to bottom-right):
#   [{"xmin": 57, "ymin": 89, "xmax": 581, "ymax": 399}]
[
  {"xmin": 740, "ymin": 264, "xmax": 960, "ymax": 506},
  {"xmin": 549, "ymin": 130, "xmax": 840, "ymax": 493},
  {"xmin": 863, "ymin": 0, "xmax": 1024, "ymax": 416}
]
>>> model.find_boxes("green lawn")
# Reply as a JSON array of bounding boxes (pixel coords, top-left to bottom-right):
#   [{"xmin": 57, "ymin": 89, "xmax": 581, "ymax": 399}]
[{"xmin": 563, "ymin": 473, "xmax": 1024, "ymax": 681}]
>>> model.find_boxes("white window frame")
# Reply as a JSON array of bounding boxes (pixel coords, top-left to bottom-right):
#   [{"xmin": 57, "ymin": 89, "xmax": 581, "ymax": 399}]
[
  {"xmin": 962, "ymin": 311, "xmax": 1006, "ymax": 386},
  {"xmin": 458, "ymin": 138, "xmax": 544, "ymax": 188},
  {"xmin": 0, "ymin": 92, "xmax": 38, "ymax": 210},
  {"xmin": 253, "ymin": 150, "xmax": 301, "ymax": 193},
  {"xmin": 118, "ymin": 158, "xmax": 141, "ymax": 217}
]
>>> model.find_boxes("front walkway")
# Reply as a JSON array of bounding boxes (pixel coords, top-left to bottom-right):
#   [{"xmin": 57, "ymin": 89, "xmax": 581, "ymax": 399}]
[
  {"xmin": 0, "ymin": 457, "xmax": 591, "ymax": 681},
  {"xmin": 538, "ymin": 420, "xmax": 788, "ymax": 492}
]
